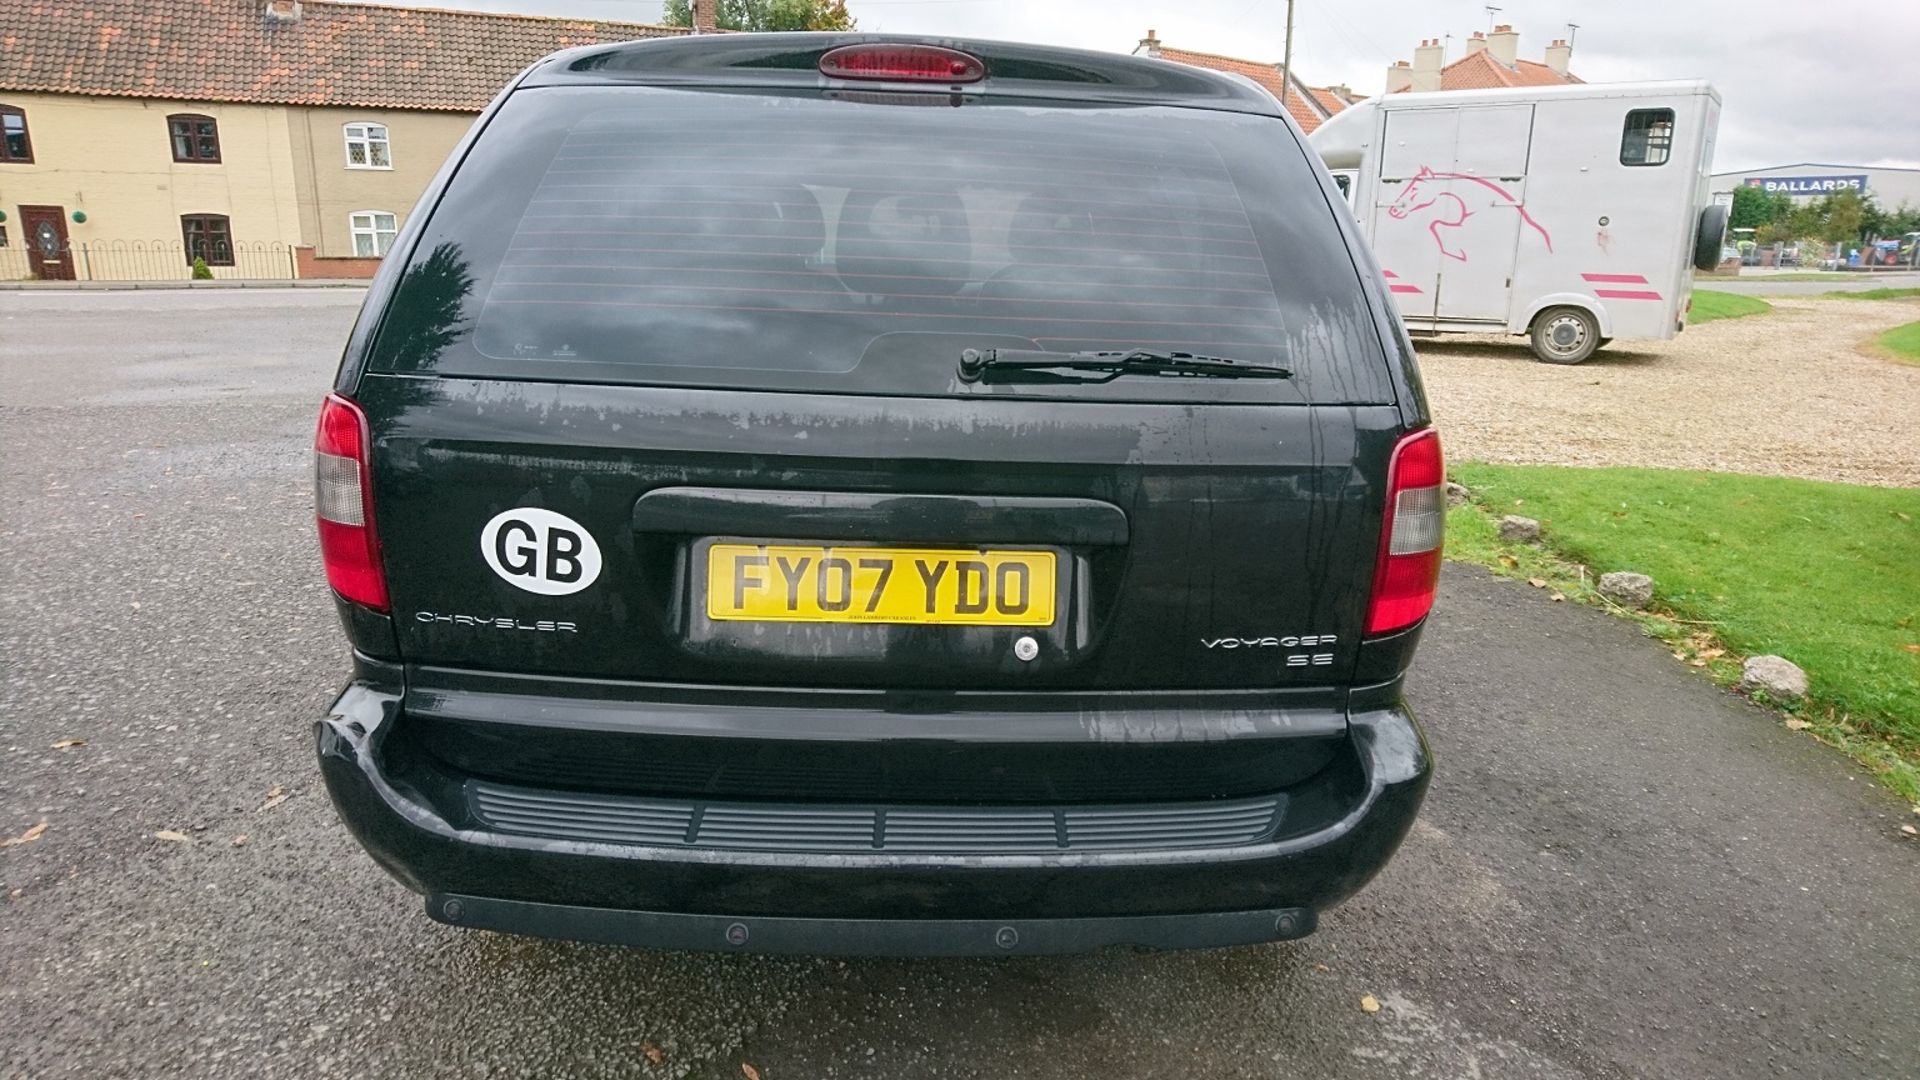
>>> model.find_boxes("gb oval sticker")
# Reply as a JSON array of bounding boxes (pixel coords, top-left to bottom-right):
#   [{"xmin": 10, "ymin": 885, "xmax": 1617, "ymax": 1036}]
[{"xmin": 480, "ymin": 508, "xmax": 602, "ymax": 596}]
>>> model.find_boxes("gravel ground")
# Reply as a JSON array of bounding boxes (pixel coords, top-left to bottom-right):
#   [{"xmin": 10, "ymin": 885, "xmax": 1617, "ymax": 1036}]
[{"xmin": 1418, "ymin": 296, "xmax": 1920, "ymax": 487}]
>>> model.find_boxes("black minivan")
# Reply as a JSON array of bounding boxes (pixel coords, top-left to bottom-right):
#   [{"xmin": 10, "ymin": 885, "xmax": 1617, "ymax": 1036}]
[{"xmin": 314, "ymin": 35, "xmax": 1441, "ymax": 955}]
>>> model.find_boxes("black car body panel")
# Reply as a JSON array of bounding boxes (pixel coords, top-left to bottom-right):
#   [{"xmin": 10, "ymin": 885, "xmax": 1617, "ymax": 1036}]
[
  {"xmin": 318, "ymin": 668, "xmax": 1428, "ymax": 953},
  {"xmin": 362, "ymin": 373, "xmax": 1402, "ymax": 690},
  {"xmin": 315, "ymin": 33, "xmax": 1437, "ymax": 955}
]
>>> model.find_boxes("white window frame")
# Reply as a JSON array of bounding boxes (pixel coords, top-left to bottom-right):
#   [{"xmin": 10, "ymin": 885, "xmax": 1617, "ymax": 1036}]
[
  {"xmin": 344, "ymin": 122, "xmax": 392, "ymax": 170},
  {"xmin": 348, "ymin": 210, "xmax": 399, "ymax": 258}
]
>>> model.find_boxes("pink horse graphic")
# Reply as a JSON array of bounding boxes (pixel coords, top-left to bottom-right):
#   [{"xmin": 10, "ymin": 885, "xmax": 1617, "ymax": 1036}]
[{"xmin": 1387, "ymin": 166, "xmax": 1553, "ymax": 262}]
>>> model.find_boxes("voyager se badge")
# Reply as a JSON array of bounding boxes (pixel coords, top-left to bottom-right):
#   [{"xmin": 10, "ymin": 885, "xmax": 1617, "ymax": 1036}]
[
  {"xmin": 1202, "ymin": 634, "xmax": 1337, "ymax": 667},
  {"xmin": 1200, "ymin": 634, "xmax": 1337, "ymax": 649}
]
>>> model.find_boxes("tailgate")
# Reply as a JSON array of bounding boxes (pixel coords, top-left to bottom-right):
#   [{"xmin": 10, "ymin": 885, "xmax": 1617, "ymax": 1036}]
[{"xmin": 363, "ymin": 375, "xmax": 1398, "ymax": 692}]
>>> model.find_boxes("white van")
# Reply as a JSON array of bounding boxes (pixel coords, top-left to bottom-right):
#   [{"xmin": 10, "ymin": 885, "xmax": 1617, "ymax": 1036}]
[{"xmin": 1311, "ymin": 80, "xmax": 1725, "ymax": 363}]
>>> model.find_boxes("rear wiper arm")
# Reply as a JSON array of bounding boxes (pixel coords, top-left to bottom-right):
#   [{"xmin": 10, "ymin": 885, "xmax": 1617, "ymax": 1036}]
[{"xmin": 957, "ymin": 348, "xmax": 1292, "ymax": 385}]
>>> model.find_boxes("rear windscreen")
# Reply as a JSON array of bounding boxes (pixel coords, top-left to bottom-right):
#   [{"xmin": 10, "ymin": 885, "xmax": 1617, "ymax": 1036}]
[{"xmin": 370, "ymin": 86, "xmax": 1391, "ymax": 404}]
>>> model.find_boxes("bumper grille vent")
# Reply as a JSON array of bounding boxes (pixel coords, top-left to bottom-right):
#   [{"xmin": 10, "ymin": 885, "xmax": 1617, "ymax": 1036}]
[{"xmin": 470, "ymin": 781, "xmax": 1283, "ymax": 855}]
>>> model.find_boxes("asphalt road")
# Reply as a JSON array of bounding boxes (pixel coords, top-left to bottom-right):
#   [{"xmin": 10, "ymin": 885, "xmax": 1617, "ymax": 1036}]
[
  {"xmin": 3, "ymin": 289, "xmax": 1916, "ymax": 1080},
  {"xmin": 1705, "ymin": 270, "xmax": 1920, "ymax": 295}
]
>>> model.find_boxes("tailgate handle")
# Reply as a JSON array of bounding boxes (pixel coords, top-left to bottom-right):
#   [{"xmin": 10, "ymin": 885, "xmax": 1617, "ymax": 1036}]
[{"xmin": 633, "ymin": 487, "xmax": 1129, "ymax": 546}]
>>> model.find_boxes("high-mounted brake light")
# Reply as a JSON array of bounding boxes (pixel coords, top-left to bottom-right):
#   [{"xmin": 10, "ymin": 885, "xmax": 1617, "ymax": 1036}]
[
  {"xmin": 1365, "ymin": 428, "xmax": 1444, "ymax": 636},
  {"xmin": 314, "ymin": 393, "xmax": 389, "ymax": 612},
  {"xmin": 819, "ymin": 44, "xmax": 986, "ymax": 83}
]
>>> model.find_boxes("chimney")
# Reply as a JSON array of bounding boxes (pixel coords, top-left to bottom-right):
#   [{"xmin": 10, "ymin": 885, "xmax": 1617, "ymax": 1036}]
[
  {"xmin": 1487, "ymin": 24, "xmax": 1519, "ymax": 66},
  {"xmin": 1464, "ymin": 31, "xmax": 1487, "ymax": 55},
  {"xmin": 1138, "ymin": 28, "xmax": 1161, "ymax": 58},
  {"xmin": 1411, "ymin": 38, "xmax": 1444, "ymax": 92},
  {"xmin": 1544, "ymin": 38, "xmax": 1572, "ymax": 76},
  {"xmin": 692, "ymin": 0, "xmax": 717, "ymax": 33},
  {"xmin": 263, "ymin": 0, "xmax": 301, "ymax": 23},
  {"xmin": 1385, "ymin": 60, "xmax": 1413, "ymax": 94}
]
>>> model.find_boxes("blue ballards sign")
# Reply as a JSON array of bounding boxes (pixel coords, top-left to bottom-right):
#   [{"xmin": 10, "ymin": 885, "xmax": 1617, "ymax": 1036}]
[{"xmin": 1743, "ymin": 174, "xmax": 1869, "ymax": 196}]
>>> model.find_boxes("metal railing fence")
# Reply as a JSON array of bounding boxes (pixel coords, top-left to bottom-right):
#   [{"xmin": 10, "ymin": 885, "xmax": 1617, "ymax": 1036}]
[{"xmin": 1, "ymin": 239, "xmax": 298, "ymax": 281}]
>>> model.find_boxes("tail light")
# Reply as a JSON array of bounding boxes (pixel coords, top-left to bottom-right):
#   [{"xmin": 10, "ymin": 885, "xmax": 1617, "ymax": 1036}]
[
  {"xmin": 1366, "ymin": 427, "xmax": 1444, "ymax": 635},
  {"xmin": 819, "ymin": 44, "xmax": 986, "ymax": 83},
  {"xmin": 314, "ymin": 393, "xmax": 388, "ymax": 611}
]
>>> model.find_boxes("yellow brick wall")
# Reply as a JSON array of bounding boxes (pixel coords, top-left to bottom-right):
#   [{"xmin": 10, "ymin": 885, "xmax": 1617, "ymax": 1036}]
[
  {"xmin": 288, "ymin": 106, "xmax": 475, "ymax": 259},
  {"xmin": 0, "ymin": 92, "xmax": 303, "ymax": 279}
]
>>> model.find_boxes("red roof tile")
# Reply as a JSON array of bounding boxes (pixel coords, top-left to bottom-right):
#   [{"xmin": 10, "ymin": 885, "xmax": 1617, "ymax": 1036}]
[
  {"xmin": 1151, "ymin": 45, "xmax": 1328, "ymax": 132},
  {"xmin": 1309, "ymin": 87, "xmax": 1350, "ymax": 115},
  {"xmin": 0, "ymin": 0, "xmax": 688, "ymax": 112}
]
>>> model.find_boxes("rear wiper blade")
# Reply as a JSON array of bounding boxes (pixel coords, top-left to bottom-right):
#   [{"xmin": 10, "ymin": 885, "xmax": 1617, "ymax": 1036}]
[{"xmin": 957, "ymin": 348, "xmax": 1292, "ymax": 385}]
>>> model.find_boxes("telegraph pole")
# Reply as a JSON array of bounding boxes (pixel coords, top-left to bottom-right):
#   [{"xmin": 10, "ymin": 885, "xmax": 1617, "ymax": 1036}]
[{"xmin": 1278, "ymin": 0, "xmax": 1296, "ymax": 116}]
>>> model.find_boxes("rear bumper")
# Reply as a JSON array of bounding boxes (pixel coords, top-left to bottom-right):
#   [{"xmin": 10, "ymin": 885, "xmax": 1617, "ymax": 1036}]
[
  {"xmin": 315, "ymin": 678, "xmax": 1430, "ymax": 956},
  {"xmin": 432, "ymin": 895, "xmax": 1318, "ymax": 955}
]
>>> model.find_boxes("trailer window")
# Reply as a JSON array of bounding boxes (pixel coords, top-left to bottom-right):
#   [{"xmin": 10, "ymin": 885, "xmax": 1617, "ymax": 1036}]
[{"xmin": 1620, "ymin": 109, "xmax": 1674, "ymax": 167}]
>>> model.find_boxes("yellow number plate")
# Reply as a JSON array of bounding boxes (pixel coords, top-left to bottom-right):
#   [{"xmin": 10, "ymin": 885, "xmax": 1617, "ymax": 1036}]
[{"xmin": 706, "ymin": 544, "xmax": 1057, "ymax": 626}]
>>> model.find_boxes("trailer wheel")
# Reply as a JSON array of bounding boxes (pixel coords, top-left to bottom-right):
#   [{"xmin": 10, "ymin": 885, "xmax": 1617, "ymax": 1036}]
[{"xmin": 1530, "ymin": 306, "xmax": 1600, "ymax": 364}]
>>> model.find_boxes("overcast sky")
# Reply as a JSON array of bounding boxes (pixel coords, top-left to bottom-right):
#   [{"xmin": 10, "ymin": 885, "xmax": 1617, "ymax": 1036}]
[{"xmin": 402, "ymin": 0, "xmax": 1920, "ymax": 174}]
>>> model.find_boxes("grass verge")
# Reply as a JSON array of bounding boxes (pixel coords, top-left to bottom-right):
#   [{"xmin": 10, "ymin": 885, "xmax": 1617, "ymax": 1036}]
[
  {"xmin": 1445, "ymin": 463, "xmax": 1920, "ymax": 803},
  {"xmin": 1826, "ymin": 287, "xmax": 1920, "ymax": 302},
  {"xmin": 1871, "ymin": 321, "xmax": 1920, "ymax": 363},
  {"xmin": 1689, "ymin": 289, "xmax": 1771, "ymax": 324}
]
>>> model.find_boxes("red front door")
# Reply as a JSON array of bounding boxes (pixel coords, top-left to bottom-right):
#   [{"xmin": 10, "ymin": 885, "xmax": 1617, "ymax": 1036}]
[{"xmin": 20, "ymin": 205, "xmax": 75, "ymax": 281}]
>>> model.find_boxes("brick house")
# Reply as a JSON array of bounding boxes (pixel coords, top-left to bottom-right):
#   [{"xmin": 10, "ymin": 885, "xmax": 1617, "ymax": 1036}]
[
  {"xmin": 1134, "ymin": 30, "xmax": 1362, "ymax": 135},
  {"xmin": 1385, "ymin": 26, "xmax": 1581, "ymax": 94},
  {"xmin": 0, "ymin": 0, "xmax": 700, "ymax": 280}
]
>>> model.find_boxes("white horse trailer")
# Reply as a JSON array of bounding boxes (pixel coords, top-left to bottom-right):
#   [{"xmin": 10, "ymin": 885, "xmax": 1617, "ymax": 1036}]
[{"xmin": 1310, "ymin": 81, "xmax": 1726, "ymax": 363}]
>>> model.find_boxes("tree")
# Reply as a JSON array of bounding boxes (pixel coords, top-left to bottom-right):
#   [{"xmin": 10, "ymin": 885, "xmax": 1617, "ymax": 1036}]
[
  {"xmin": 663, "ymin": 0, "xmax": 856, "ymax": 32},
  {"xmin": 1781, "ymin": 193, "xmax": 1837, "ymax": 243},
  {"xmin": 1729, "ymin": 185, "xmax": 1794, "ymax": 232},
  {"xmin": 1728, "ymin": 184, "xmax": 1771, "ymax": 230},
  {"xmin": 1859, "ymin": 192, "xmax": 1920, "ymax": 240},
  {"xmin": 1819, "ymin": 188, "xmax": 1864, "ymax": 245}
]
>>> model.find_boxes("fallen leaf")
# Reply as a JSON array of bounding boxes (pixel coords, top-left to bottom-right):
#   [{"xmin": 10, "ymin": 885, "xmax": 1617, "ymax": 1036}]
[
  {"xmin": 1895, "ymin": 511, "xmax": 1912, "ymax": 522},
  {"xmin": 1902, "ymin": 824, "xmax": 1918, "ymax": 837},
  {"xmin": 153, "ymin": 829, "xmax": 192, "ymax": 844},
  {"xmin": 1312, "ymin": 962, "xmax": 1330, "ymax": 973},
  {"xmin": 257, "ymin": 786, "xmax": 290, "ymax": 812},
  {"xmin": 230, "ymin": 834, "xmax": 249, "ymax": 847},
  {"xmin": 1550, "ymin": 592, "xmax": 1566, "ymax": 602},
  {"xmin": 1359, "ymin": 994, "xmax": 1381, "ymax": 1014},
  {"xmin": 1784, "ymin": 718, "xmax": 1811, "ymax": 731},
  {"xmin": 1671, "ymin": 651, "xmax": 1687, "ymax": 661},
  {"xmin": 1, "ymin": 822, "xmax": 49, "ymax": 848},
  {"xmin": 1689, "ymin": 658, "xmax": 1708, "ymax": 667},
  {"xmin": 1496, "ymin": 554, "xmax": 1518, "ymax": 568},
  {"xmin": 1527, "ymin": 578, "xmax": 1547, "ymax": 589},
  {"xmin": 6, "ymin": 887, "xmax": 22, "ymax": 899},
  {"xmin": 742, "ymin": 1064, "xmax": 762, "ymax": 1080},
  {"xmin": 642, "ymin": 1041, "xmax": 664, "ymax": 1066},
  {"xmin": 1903, "ymin": 644, "xmax": 1920, "ymax": 654},
  {"xmin": 50, "ymin": 739, "xmax": 86, "ymax": 749}
]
